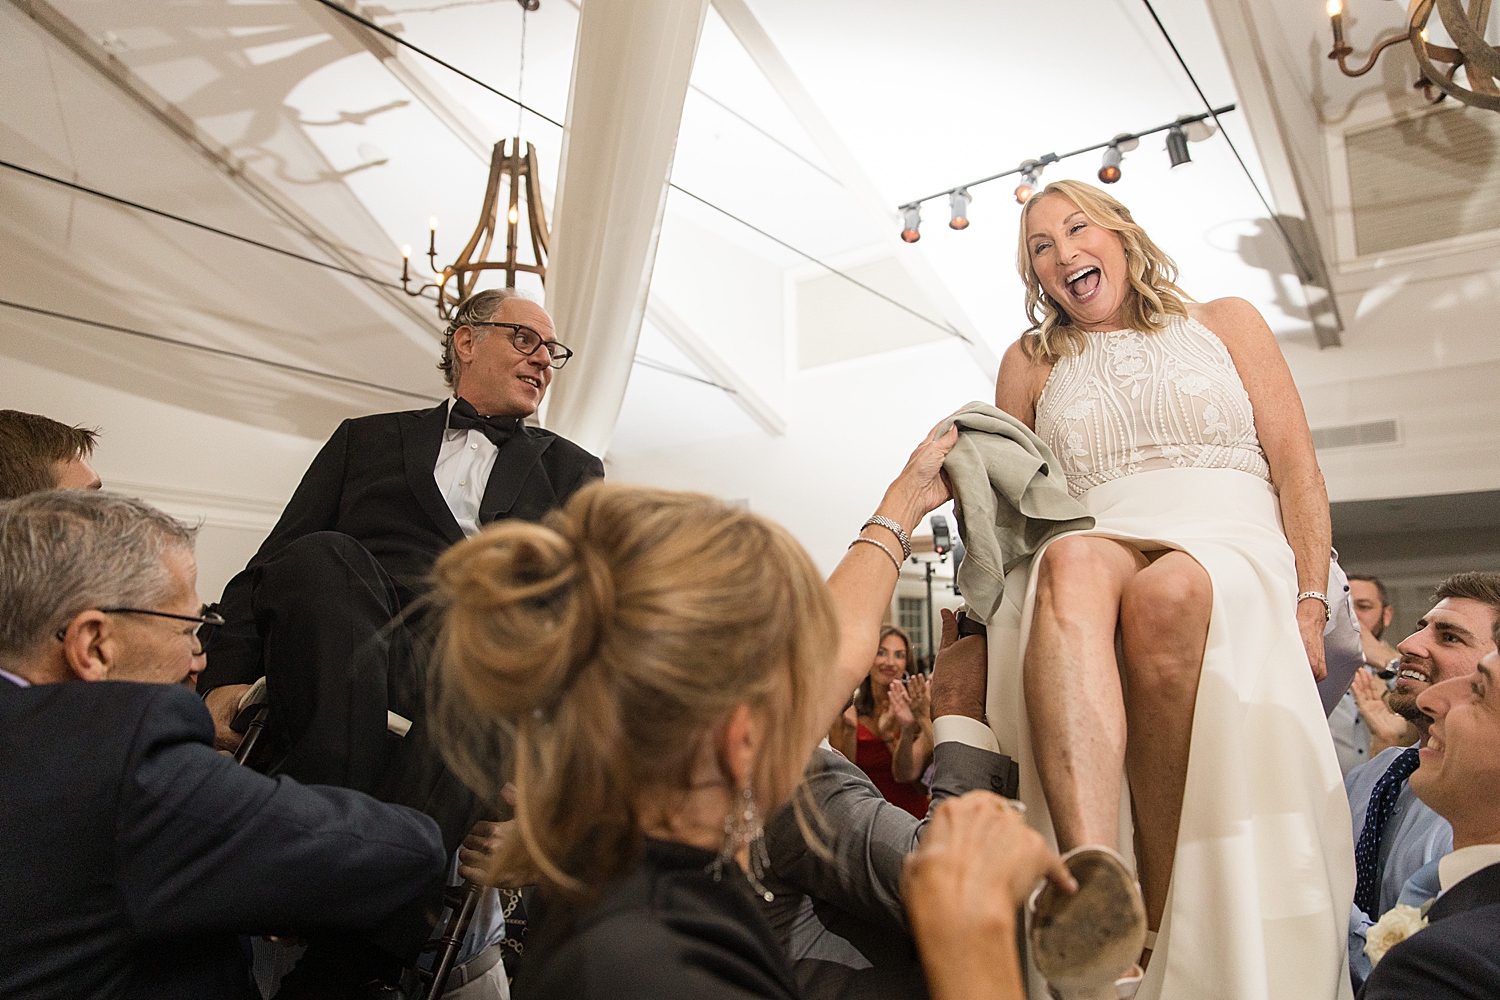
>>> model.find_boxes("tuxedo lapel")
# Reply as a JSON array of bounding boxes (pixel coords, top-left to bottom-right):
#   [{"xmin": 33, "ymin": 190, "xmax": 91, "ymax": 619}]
[
  {"xmin": 1431, "ymin": 862, "xmax": 1500, "ymax": 922},
  {"xmin": 401, "ymin": 401, "xmax": 466, "ymax": 546},
  {"xmin": 479, "ymin": 429, "xmax": 555, "ymax": 523}
]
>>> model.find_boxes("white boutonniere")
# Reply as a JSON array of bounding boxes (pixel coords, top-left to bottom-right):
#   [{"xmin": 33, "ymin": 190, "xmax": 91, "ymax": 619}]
[{"xmin": 1364, "ymin": 902, "xmax": 1432, "ymax": 966}]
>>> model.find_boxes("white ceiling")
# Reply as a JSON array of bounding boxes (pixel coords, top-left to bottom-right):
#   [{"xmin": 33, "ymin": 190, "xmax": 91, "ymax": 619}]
[{"xmin": 4, "ymin": 0, "xmax": 1500, "ymax": 573}]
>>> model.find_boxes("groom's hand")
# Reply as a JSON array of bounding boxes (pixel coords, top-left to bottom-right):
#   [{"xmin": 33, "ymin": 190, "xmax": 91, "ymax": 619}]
[{"xmin": 930, "ymin": 608, "xmax": 987, "ymax": 722}]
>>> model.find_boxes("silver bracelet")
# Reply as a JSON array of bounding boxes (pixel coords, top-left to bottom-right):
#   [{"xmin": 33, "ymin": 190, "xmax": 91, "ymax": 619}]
[
  {"xmin": 1297, "ymin": 590, "xmax": 1331, "ymax": 622},
  {"xmin": 862, "ymin": 515, "xmax": 912, "ymax": 560},
  {"xmin": 849, "ymin": 536, "xmax": 902, "ymax": 574}
]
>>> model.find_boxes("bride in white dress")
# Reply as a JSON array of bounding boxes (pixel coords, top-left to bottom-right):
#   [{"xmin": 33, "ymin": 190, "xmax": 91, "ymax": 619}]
[{"xmin": 989, "ymin": 180, "xmax": 1354, "ymax": 999}]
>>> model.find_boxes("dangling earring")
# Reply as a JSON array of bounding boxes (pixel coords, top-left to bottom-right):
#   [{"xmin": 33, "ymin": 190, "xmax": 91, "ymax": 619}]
[{"xmin": 708, "ymin": 784, "xmax": 775, "ymax": 902}]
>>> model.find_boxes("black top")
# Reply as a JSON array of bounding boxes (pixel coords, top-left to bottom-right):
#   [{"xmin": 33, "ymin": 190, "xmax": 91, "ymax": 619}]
[
  {"xmin": 515, "ymin": 839, "xmax": 801, "ymax": 1000},
  {"xmin": 1360, "ymin": 860, "xmax": 1500, "ymax": 1000},
  {"xmin": 0, "ymin": 679, "xmax": 446, "ymax": 1000}
]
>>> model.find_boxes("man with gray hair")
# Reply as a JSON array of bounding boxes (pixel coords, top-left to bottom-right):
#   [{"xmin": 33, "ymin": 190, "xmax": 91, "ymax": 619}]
[
  {"xmin": 0, "ymin": 489, "xmax": 446, "ymax": 1000},
  {"xmin": 198, "ymin": 288, "xmax": 600, "ymax": 995}
]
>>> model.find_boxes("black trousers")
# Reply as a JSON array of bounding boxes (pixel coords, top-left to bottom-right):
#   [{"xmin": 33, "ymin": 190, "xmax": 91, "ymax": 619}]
[{"xmin": 236, "ymin": 533, "xmax": 487, "ymax": 991}]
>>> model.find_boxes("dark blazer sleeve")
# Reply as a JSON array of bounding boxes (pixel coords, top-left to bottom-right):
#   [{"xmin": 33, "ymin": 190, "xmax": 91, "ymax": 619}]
[
  {"xmin": 204, "ymin": 421, "xmax": 353, "ymax": 689},
  {"xmin": 765, "ymin": 740, "xmax": 1013, "ymax": 931},
  {"xmin": 116, "ymin": 685, "xmax": 445, "ymax": 939}
]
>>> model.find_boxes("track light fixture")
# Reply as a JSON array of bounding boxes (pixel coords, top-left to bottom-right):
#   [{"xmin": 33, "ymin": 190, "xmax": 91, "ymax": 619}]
[
  {"xmin": 949, "ymin": 189, "xmax": 971, "ymax": 230},
  {"xmin": 1014, "ymin": 161, "xmax": 1043, "ymax": 204},
  {"xmin": 1166, "ymin": 124, "xmax": 1191, "ymax": 168},
  {"xmin": 892, "ymin": 108, "xmax": 1231, "ymax": 240},
  {"xmin": 1097, "ymin": 144, "xmax": 1123, "ymax": 184},
  {"xmin": 901, "ymin": 205, "xmax": 922, "ymax": 243}
]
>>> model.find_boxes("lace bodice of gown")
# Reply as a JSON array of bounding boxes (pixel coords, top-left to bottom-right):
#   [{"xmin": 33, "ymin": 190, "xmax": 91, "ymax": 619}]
[{"xmin": 1034, "ymin": 313, "xmax": 1271, "ymax": 498}]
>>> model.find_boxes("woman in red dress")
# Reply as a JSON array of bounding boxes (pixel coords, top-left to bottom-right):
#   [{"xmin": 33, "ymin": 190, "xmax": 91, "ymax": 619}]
[{"xmin": 831, "ymin": 625, "xmax": 932, "ymax": 817}]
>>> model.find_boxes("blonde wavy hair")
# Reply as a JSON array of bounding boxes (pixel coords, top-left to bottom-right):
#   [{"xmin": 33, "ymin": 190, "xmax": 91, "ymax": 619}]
[
  {"xmin": 427, "ymin": 482, "xmax": 837, "ymax": 899},
  {"xmin": 1015, "ymin": 179, "xmax": 1191, "ymax": 364}
]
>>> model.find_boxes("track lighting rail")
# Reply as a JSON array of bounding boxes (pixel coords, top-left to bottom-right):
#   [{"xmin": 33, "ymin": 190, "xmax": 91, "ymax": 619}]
[{"xmin": 896, "ymin": 104, "xmax": 1235, "ymax": 215}]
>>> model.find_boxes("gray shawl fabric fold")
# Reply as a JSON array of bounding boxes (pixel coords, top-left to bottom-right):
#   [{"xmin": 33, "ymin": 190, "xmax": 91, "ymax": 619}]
[{"xmin": 937, "ymin": 402, "xmax": 1094, "ymax": 623}]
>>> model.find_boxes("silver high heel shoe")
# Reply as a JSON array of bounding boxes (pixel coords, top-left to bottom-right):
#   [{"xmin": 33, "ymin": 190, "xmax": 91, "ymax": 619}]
[{"xmin": 1027, "ymin": 846, "xmax": 1148, "ymax": 1000}]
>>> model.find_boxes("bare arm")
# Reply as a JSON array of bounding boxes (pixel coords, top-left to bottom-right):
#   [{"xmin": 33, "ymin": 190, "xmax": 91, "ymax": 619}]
[
  {"xmin": 820, "ymin": 426, "xmax": 957, "ymax": 737},
  {"xmin": 1198, "ymin": 298, "xmax": 1332, "ymax": 681},
  {"xmin": 829, "ymin": 703, "xmax": 859, "ymax": 761}
]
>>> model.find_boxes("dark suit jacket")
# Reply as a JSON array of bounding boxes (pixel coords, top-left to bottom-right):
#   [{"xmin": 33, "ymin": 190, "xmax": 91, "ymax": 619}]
[
  {"xmin": 1360, "ymin": 860, "xmax": 1500, "ymax": 1000},
  {"xmin": 204, "ymin": 399, "xmax": 604, "ymax": 689},
  {"xmin": 0, "ymin": 679, "xmax": 446, "ymax": 1000},
  {"xmin": 760, "ymin": 740, "xmax": 1018, "ymax": 1000}
]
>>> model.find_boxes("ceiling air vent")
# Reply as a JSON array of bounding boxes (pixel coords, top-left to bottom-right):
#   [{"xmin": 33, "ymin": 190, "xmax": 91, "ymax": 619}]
[
  {"xmin": 1311, "ymin": 418, "xmax": 1399, "ymax": 451},
  {"xmin": 1343, "ymin": 104, "xmax": 1500, "ymax": 257}
]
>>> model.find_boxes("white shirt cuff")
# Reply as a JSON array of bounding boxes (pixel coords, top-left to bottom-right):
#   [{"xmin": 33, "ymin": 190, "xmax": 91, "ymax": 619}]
[{"xmin": 932, "ymin": 715, "xmax": 1000, "ymax": 754}]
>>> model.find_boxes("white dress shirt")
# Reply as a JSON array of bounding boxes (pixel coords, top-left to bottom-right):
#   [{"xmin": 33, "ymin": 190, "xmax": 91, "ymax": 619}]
[
  {"xmin": 1438, "ymin": 842, "xmax": 1500, "ymax": 894},
  {"xmin": 433, "ymin": 398, "xmax": 501, "ymax": 538}
]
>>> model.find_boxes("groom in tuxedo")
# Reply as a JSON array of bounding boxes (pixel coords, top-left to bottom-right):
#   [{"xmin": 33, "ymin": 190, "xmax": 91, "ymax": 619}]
[{"xmin": 196, "ymin": 288, "xmax": 600, "ymax": 988}]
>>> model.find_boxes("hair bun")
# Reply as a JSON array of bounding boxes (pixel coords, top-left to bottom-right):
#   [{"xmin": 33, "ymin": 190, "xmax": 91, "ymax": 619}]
[{"xmin": 432, "ymin": 516, "xmax": 615, "ymax": 720}]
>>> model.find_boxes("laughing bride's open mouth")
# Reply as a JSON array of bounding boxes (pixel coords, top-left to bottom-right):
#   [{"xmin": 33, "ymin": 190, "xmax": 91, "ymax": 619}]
[{"xmin": 1066, "ymin": 265, "xmax": 1101, "ymax": 302}]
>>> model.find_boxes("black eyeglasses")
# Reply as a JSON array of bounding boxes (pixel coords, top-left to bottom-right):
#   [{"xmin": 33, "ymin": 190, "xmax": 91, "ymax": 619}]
[
  {"xmin": 469, "ymin": 322, "xmax": 574, "ymax": 369},
  {"xmin": 56, "ymin": 604, "xmax": 226, "ymax": 652}
]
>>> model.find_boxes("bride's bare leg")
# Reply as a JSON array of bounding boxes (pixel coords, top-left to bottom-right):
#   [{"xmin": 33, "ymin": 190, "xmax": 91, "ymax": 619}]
[
  {"xmin": 1118, "ymin": 551, "xmax": 1212, "ymax": 934},
  {"xmin": 1026, "ymin": 535, "xmax": 1149, "ymax": 850}
]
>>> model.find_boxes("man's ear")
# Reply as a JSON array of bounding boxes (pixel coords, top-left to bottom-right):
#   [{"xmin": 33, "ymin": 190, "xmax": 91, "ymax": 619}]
[
  {"xmin": 58, "ymin": 611, "xmax": 114, "ymax": 682},
  {"xmin": 1382, "ymin": 605, "xmax": 1395, "ymax": 629},
  {"xmin": 453, "ymin": 325, "xmax": 476, "ymax": 366},
  {"xmin": 717, "ymin": 703, "xmax": 766, "ymax": 794}
]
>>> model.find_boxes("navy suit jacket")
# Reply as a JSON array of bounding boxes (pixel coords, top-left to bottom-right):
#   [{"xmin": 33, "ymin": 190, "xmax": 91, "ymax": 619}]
[
  {"xmin": 0, "ymin": 679, "xmax": 446, "ymax": 1000},
  {"xmin": 1360, "ymin": 860, "xmax": 1500, "ymax": 999}
]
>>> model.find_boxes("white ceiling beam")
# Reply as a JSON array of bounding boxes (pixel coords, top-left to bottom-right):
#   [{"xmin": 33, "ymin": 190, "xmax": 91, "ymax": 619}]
[
  {"xmin": 711, "ymin": 0, "xmax": 1000, "ymax": 382},
  {"xmin": 645, "ymin": 297, "xmax": 786, "ymax": 436},
  {"xmin": 1201, "ymin": 0, "xmax": 1343, "ymax": 347}
]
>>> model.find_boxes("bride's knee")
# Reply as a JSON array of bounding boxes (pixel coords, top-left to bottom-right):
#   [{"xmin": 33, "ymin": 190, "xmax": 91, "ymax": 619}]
[
  {"xmin": 1035, "ymin": 536, "xmax": 1118, "ymax": 595},
  {"xmin": 1120, "ymin": 561, "xmax": 1211, "ymax": 644}
]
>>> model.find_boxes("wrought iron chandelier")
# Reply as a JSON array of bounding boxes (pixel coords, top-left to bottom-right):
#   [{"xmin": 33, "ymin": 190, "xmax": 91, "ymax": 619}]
[
  {"xmin": 1326, "ymin": 0, "xmax": 1500, "ymax": 111},
  {"xmin": 400, "ymin": 137, "xmax": 550, "ymax": 319}
]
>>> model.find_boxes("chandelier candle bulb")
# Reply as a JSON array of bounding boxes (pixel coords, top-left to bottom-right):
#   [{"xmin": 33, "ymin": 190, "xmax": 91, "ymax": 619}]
[{"xmin": 508, "ymin": 205, "xmax": 520, "ymax": 225}]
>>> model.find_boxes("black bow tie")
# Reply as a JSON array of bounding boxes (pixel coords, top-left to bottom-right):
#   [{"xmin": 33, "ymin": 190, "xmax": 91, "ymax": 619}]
[{"xmin": 449, "ymin": 398, "xmax": 522, "ymax": 447}]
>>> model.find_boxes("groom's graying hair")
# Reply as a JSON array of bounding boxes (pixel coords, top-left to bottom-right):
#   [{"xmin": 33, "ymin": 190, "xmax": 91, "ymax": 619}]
[{"xmin": 438, "ymin": 288, "xmax": 526, "ymax": 390}]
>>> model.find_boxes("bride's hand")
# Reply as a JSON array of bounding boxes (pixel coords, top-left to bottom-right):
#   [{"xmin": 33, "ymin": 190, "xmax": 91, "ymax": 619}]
[{"xmin": 1297, "ymin": 601, "xmax": 1327, "ymax": 682}]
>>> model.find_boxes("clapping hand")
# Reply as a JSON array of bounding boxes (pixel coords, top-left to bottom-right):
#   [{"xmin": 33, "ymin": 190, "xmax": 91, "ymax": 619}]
[
  {"xmin": 889, "ymin": 678, "xmax": 917, "ymax": 730},
  {"xmin": 906, "ymin": 672, "xmax": 931, "ymax": 722}
]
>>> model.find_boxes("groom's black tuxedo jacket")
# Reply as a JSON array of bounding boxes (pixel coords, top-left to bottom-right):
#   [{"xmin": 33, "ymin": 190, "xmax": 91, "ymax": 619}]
[
  {"xmin": 204, "ymin": 399, "xmax": 603, "ymax": 689},
  {"xmin": 1360, "ymin": 860, "xmax": 1500, "ymax": 1000}
]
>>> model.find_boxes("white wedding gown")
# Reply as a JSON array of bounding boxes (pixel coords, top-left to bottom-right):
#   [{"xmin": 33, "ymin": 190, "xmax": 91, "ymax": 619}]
[{"xmin": 986, "ymin": 315, "xmax": 1355, "ymax": 1000}]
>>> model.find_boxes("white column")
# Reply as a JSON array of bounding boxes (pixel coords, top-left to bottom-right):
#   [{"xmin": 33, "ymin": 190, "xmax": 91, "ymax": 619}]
[{"xmin": 541, "ymin": 0, "xmax": 709, "ymax": 456}]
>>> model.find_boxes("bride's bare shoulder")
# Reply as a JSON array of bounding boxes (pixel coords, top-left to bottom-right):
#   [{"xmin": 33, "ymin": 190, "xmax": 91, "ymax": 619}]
[
  {"xmin": 996, "ymin": 338, "xmax": 1052, "ymax": 427},
  {"xmin": 1185, "ymin": 297, "xmax": 1272, "ymax": 346}
]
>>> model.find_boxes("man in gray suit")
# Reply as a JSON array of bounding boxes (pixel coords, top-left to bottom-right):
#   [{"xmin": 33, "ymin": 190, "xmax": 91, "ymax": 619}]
[{"xmin": 761, "ymin": 609, "xmax": 1016, "ymax": 1000}]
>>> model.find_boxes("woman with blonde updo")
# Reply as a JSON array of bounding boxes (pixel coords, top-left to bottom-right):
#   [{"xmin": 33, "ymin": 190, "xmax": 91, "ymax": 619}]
[
  {"xmin": 428, "ymin": 425, "xmax": 961, "ymax": 1000},
  {"xmin": 988, "ymin": 179, "xmax": 1353, "ymax": 999}
]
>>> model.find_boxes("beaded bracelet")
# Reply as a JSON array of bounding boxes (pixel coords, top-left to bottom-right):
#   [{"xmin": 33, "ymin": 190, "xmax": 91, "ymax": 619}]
[
  {"xmin": 849, "ymin": 536, "xmax": 903, "ymax": 574},
  {"xmin": 1297, "ymin": 590, "xmax": 1331, "ymax": 622},
  {"xmin": 862, "ymin": 515, "xmax": 912, "ymax": 560}
]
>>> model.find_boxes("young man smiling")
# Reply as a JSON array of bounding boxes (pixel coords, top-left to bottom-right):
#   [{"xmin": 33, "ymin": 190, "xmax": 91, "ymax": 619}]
[{"xmin": 1359, "ymin": 641, "xmax": 1500, "ymax": 998}]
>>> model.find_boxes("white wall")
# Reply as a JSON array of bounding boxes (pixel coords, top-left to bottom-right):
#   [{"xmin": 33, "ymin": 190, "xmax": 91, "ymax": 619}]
[{"xmin": 2, "ymin": 356, "xmax": 320, "ymax": 600}]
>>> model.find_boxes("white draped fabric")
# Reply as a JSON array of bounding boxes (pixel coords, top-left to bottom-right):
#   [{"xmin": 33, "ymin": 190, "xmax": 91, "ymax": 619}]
[
  {"xmin": 542, "ymin": 0, "xmax": 709, "ymax": 457},
  {"xmin": 988, "ymin": 468, "xmax": 1355, "ymax": 999}
]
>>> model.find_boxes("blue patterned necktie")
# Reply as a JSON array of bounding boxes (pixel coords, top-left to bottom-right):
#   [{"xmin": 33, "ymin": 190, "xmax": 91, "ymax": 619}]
[{"xmin": 1353, "ymin": 747, "xmax": 1421, "ymax": 915}]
